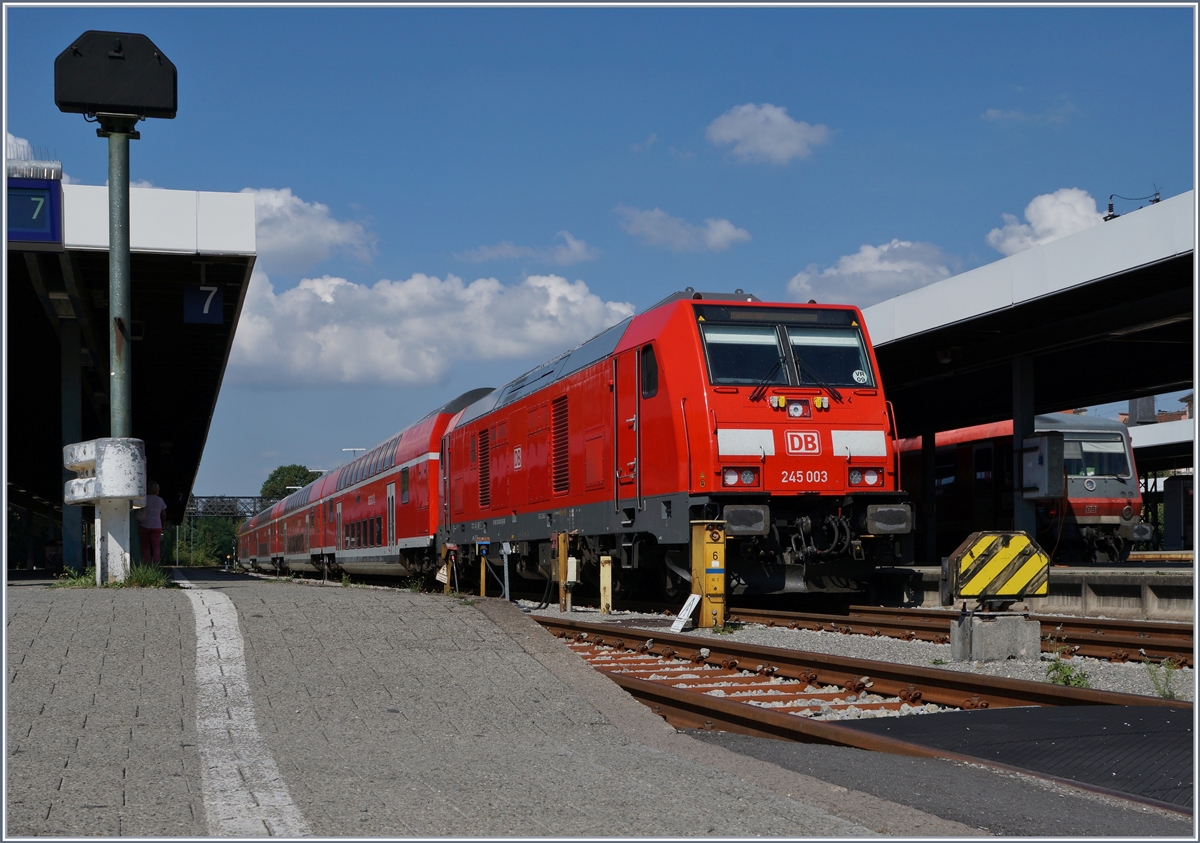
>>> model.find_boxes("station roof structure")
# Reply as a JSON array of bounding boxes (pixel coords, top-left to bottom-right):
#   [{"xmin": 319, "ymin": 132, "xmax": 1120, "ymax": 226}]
[
  {"xmin": 1130, "ymin": 418, "xmax": 1196, "ymax": 475},
  {"xmin": 862, "ymin": 191, "xmax": 1195, "ymax": 442},
  {"xmin": 7, "ymin": 172, "xmax": 255, "ymax": 526}
]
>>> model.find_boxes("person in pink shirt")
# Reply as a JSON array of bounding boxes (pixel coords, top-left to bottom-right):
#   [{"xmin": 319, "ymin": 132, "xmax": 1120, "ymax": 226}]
[{"xmin": 138, "ymin": 481, "xmax": 168, "ymax": 565}]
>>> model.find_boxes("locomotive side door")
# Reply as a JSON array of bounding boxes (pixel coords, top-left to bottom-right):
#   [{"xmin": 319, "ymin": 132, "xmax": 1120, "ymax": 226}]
[{"xmin": 613, "ymin": 350, "xmax": 641, "ymax": 509}]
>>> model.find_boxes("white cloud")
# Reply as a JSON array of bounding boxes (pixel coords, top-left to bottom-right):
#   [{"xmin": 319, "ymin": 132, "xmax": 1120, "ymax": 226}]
[
  {"xmin": 706, "ymin": 103, "xmax": 830, "ymax": 164},
  {"xmin": 632, "ymin": 133, "xmax": 657, "ymax": 152},
  {"xmin": 787, "ymin": 239, "xmax": 958, "ymax": 308},
  {"xmin": 982, "ymin": 97, "xmax": 1078, "ymax": 126},
  {"xmin": 6, "ymin": 132, "xmax": 32, "ymax": 159},
  {"xmin": 985, "ymin": 188, "xmax": 1103, "ymax": 256},
  {"xmin": 241, "ymin": 187, "xmax": 376, "ymax": 273},
  {"xmin": 982, "ymin": 108, "xmax": 1029, "ymax": 122},
  {"xmin": 615, "ymin": 205, "xmax": 750, "ymax": 252},
  {"xmin": 228, "ymin": 270, "xmax": 634, "ymax": 388},
  {"xmin": 457, "ymin": 231, "xmax": 599, "ymax": 265}
]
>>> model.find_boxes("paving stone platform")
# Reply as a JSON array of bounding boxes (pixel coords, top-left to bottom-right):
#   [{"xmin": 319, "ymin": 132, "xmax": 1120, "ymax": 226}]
[{"xmin": 6, "ymin": 568, "xmax": 977, "ymax": 838}]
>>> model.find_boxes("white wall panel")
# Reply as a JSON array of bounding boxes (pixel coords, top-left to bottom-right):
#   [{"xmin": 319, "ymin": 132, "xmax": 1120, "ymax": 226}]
[
  {"xmin": 62, "ymin": 183, "xmax": 256, "ymax": 257},
  {"xmin": 130, "ymin": 187, "xmax": 196, "ymax": 252},
  {"xmin": 198, "ymin": 191, "xmax": 256, "ymax": 254},
  {"xmin": 61, "ymin": 184, "xmax": 110, "ymax": 249}
]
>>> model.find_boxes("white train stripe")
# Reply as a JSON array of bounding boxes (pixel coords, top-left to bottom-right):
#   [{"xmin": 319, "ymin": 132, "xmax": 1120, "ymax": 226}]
[
  {"xmin": 177, "ymin": 575, "xmax": 311, "ymax": 837},
  {"xmin": 717, "ymin": 428, "xmax": 776, "ymax": 457},
  {"xmin": 830, "ymin": 429, "xmax": 887, "ymax": 457}
]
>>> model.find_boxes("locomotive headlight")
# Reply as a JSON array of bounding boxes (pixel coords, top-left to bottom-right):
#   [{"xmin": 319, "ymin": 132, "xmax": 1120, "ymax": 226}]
[
  {"xmin": 849, "ymin": 469, "xmax": 863, "ymax": 485},
  {"xmin": 786, "ymin": 400, "xmax": 808, "ymax": 418},
  {"xmin": 864, "ymin": 469, "xmax": 880, "ymax": 486},
  {"xmin": 1122, "ymin": 505, "xmax": 1134, "ymax": 520},
  {"xmin": 723, "ymin": 469, "xmax": 740, "ymax": 486},
  {"xmin": 740, "ymin": 469, "xmax": 756, "ymax": 485}
]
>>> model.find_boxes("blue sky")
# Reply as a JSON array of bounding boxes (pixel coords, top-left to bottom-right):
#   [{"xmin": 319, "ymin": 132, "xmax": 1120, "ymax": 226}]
[{"xmin": 5, "ymin": 5, "xmax": 1195, "ymax": 495}]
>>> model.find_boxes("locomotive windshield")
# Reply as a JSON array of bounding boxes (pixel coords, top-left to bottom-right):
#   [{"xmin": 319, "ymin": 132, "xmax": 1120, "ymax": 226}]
[
  {"xmin": 700, "ymin": 325, "xmax": 788, "ymax": 386},
  {"xmin": 696, "ymin": 306, "xmax": 875, "ymax": 388},
  {"xmin": 786, "ymin": 327, "xmax": 875, "ymax": 388},
  {"xmin": 1062, "ymin": 432, "xmax": 1131, "ymax": 478}
]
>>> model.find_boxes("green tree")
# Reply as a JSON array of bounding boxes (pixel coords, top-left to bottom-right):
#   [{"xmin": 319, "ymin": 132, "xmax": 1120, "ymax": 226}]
[
  {"xmin": 165, "ymin": 516, "xmax": 240, "ymax": 567},
  {"xmin": 260, "ymin": 464, "xmax": 321, "ymax": 499}
]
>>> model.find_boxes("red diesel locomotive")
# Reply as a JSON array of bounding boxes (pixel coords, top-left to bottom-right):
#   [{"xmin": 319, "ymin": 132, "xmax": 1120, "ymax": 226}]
[{"xmin": 240, "ymin": 290, "xmax": 914, "ymax": 597}]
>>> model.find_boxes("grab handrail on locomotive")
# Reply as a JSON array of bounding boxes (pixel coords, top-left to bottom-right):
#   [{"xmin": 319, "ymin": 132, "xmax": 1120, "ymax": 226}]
[
  {"xmin": 897, "ymin": 414, "xmax": 1153, "ymax": 565},
  {"xmin": 239, "ymin": 290, "xmax": 915, "ymax": 598}
]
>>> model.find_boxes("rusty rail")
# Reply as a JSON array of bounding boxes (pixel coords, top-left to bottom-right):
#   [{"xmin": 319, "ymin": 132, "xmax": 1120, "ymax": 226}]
[
  {"xmin": 723, "ymin": 605, "xmax": 1194, "ymax": 666},
  {"xmin": 533, "ymin": 616, "xmax": 1181, "ymax": 710}
]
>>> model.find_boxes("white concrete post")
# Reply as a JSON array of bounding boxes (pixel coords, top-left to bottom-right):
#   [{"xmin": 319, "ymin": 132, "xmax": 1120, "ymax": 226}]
[
  {"xmin": 95, "ymin": 499, "xmax": 132, "ymax": 584},
  {"xmin": 64, "ymin": 438, "xmax": 146, "ymax": 584}
]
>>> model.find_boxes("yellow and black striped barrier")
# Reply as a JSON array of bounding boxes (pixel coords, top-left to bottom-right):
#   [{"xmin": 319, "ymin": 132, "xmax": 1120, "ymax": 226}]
[{"xmin": 944, "ymin": 531, "xmax": 1049, "ymax": 604}]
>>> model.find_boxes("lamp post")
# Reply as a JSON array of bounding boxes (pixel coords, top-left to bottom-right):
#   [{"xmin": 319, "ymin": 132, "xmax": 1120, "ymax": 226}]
[{"xmin": 56, "ymin": 31, "xmax": 177, "ymax": 584}]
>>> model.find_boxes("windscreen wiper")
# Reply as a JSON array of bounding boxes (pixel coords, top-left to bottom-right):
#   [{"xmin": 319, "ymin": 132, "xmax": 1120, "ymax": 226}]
[
  {"xmin": 749, "ymin": 358, "xmax": 783, "ymax": 402},
  {"xmin": 794, "ymin": 354, "xmax": 843, "ymax": 403}
]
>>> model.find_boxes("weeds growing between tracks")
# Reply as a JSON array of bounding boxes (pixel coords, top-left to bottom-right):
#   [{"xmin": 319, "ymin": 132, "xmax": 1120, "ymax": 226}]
[{"xmin": 1145, "ymin": 657, "xmax": 1184, "ymax": 699}]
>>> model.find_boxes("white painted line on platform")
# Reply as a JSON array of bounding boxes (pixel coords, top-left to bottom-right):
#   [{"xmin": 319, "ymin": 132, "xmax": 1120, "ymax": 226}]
[{"xmin": 177, "ymin": 573, "xmax": 311, "ymax": 837}]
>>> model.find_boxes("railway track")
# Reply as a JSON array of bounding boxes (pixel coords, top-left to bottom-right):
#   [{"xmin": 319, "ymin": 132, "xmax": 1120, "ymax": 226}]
[
  {"xmin": 533, "ymin": 615, "xmax": 1191, "ymax": 812},
  {"xmin": 534, "ymin": 616, "xmax": 1179, "ymax": 727},
  {"xmin": 724, "ymin": 605, "xmax": 1194, "ymax": 666}
]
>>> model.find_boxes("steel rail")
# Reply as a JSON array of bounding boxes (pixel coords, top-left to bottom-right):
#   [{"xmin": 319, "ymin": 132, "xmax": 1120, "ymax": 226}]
[
  {"xmin": 723, "ymin": 605, "xmax": 1194, "ymax": 665},
  {"xmin": 535, "ymin": 615, "xmax": 1192, "ymax": 816},
  {"xmin": 602, "ymin": 670, "xmax": 1191, "ymax": 817},
  {"xmin": 533, "ymin": 616, "xmax": 1182, "ymax": 710}
]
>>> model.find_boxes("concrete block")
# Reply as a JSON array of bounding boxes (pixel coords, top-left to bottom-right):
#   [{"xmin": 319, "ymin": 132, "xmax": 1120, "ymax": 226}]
[{"xmin": 950, "ymin": 613, "xmax": 1041, "ymax": 662}]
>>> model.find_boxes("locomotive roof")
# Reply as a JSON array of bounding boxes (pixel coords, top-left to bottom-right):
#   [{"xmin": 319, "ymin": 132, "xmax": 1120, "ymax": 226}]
[
  {"xmin": 455, "ymin": 290, "xmax": 769, "ymax": 426},
  {"xmin": 457, "ymin": 315, "xmax": 634, "ymax": 425},
  {"xmin": 1034, "ymin": 413, "xmax": 1132, "ymax": 434}
]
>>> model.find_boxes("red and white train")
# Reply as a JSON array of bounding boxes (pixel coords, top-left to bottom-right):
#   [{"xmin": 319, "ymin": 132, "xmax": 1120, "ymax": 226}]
[
  {"xmin": 239, "ymin": 290, "xmax": 914, "ymax": 597},
  {"xmin": 897, "ymin": 414, "xmax": 1152, "ymax": 565}
]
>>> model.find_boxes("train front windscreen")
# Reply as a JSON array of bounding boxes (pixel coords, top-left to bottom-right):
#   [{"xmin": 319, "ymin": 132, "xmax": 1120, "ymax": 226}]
[
  {"xmin": 1062, "ymin": 432, "xmax": 1132, "ymax": 479},
  {"xmin": 695, "ymin": 306, "xmax": 875, "ymax": 388}
]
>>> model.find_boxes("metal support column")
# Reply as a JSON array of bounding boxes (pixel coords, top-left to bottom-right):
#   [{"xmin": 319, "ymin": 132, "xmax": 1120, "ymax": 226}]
[
  {"xmin": 86, "ymin": 115, "xmax": 142, "ymax": 584},
  {"xmin": 922, "ymin": 422, "xmax": 938, "ymax": 565},
  {"xmin": 61, "ymin": 319, "xmax": 83, "ymax": 573},
  {"xmin": 1012, "ymin": 354, "xmax": 1037, "ymax": 536}
]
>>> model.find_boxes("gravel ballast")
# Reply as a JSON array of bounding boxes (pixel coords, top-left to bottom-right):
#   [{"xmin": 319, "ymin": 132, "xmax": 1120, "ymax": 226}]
[{"xmin": 523, "ymin": 601, "xmax": 1195, "ymax": 702}]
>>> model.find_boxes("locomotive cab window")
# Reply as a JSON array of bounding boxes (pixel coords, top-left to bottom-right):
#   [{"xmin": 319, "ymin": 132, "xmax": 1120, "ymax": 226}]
[
  {"xmin": 699, "ymin": 324, "xmax": 787, "ymax": 385},
  {"xmin": 1063, "ymin": 433, "xmax": 1131, "ymax": 478},
  {"xmin": 786, "ymin": 327, "xmax": 875, "ymax": 388},
  {"xmin": 641, "ymin": 344, "xmax": 659, "ymax": 398}
]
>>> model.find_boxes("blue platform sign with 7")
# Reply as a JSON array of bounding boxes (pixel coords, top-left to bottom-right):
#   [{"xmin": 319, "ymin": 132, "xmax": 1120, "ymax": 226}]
[{"xmin": 183, "ymin": 284, "xmax": 223, "ymax": 324}]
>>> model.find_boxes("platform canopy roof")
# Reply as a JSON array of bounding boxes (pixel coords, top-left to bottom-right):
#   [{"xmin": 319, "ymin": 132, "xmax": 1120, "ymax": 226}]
[
  {"xmin": 862, "ymin": 191, "xmax": 1195, "ymax": 442},
  {"xmin": 7, "ymin": 177, "xmax": 256, "ymax": 525}
]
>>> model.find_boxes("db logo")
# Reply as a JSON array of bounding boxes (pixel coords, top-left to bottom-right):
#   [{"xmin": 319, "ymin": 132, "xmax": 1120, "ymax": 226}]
[
  {"xmin": 785, "ymin": 431, "xmax": 821, "ymax": 455},
  {"xmin": 513, "ymin": 446, "xmax": 523, "ymax": 470}
]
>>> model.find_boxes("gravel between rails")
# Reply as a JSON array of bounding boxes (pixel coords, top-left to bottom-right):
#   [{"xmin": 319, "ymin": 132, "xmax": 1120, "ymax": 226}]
[{"xmin": 522, "ymin": 602, "xmax": 1195, "ymax": 703}]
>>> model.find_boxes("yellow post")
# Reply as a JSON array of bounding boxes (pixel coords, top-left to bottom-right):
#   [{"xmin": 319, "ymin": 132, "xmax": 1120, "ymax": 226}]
[
  {"xmin": 599, "ymin": 555, "xmax": 612, "ymax": 614},
  {"xmin": 690, "ymin": 521, "xmax": 726, "ymax": 628},
  {"xmin": 557, "ymin": 532, "xmax": 569, "ymax": 612},
  {"xmin": 479, "ymin": 551, "xmax": 487, "ymax": 598}
]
